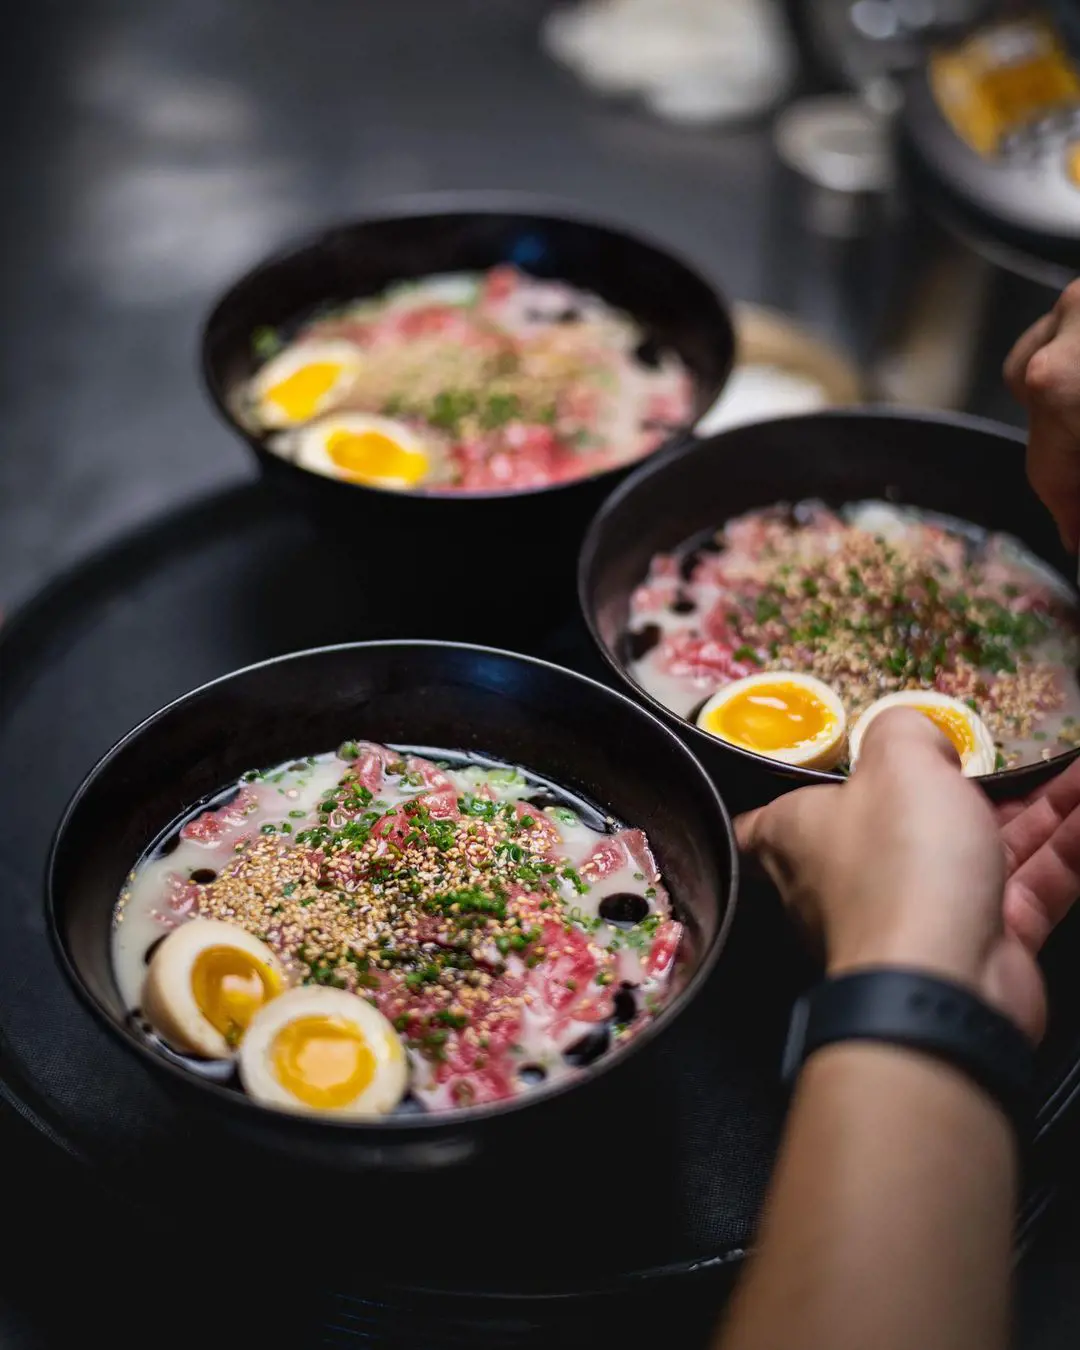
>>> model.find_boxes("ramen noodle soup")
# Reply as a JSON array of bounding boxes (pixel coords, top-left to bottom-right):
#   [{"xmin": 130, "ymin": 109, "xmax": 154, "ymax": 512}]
[
  {"xmin": 238, "ymin": 265, "xmax": 694, "ymax": 493},
  {"xmin": 626, "ymin": 501, "xmax": 1080, "ymax": 774},
  {"xmin": 114, "ymin": 744, "xmax": 682, "ymax": 1117}
]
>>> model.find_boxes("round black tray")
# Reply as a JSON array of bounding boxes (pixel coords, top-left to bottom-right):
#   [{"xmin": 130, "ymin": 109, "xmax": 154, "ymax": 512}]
[{"xmin": 1, "ymin": 484, "xmax": 1079, "ymax": 1346}]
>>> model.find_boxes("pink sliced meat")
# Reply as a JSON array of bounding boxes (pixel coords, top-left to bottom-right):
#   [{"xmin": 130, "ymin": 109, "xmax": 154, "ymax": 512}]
[
  {"xmin": 405, "ymin": 972, "xmax": 525, "ymax": 1109},
  {"xmin": 371, "ymin": 807, "xmax": 411, "ymax": 847},
  {"xmin": 657, "ymin": 631, "xmax": 759, "ymax": 684},
  {"xmin": 560, "ymin": 383, "xmax": 602, "ymax": 425},
  {"xmin": 617, "ymin": 828, "xmax": 660, "ymax": 884},
  {"xmin": 632, "ymin": 579, "xmax": 679, "ymax": 612},
  {"xmin": 452, "ymin": 425, "xmax": 561, "ymax": 492},
  {"xmin": 179, "ymin": 786, "xmax": 260, "ymax": 844},
  {"xmin": 580, "ymin": 837, "xmax": 625, "ymax": 882},
  {"xmin": 644, "ymin": 920, "xmax": 683, "ymax": 979},
  {"xmin": 631, "ymin": 553, "xmax": 682, "ymax": 612},
  {"xmin": 643, "ymin": 390, "xmax": 684, "ymax": 425},
  {"xmin": 513, "ymin": 802, "xmax": 562, "ymax": 855},
  {"xmin": 418, "ymin": 785, "xmax": 459, "ymax": 819},
  {"xmin": 350, "ymin": 743, "xmax": 389, "ymax": 792},
  {"xmin": 480, "ymin": 264, "xmax": 519, "ymax": 307},
  {"xmin": 164, "ymin": 873, "xmax": 200, "ymax": 916},
  {"xmin": 528, "ymin": 921, "xmax": 615, "ymax": 1025},
  {"xmin": 405, "ymin": 756, "xmax": 454, "ymax": 791},
  {"xmin": 404, "ymin": 758, "xmax": 461, "ymax": 819}
]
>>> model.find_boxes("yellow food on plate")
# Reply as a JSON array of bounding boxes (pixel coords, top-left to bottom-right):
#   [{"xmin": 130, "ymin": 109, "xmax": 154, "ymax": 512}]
[
  {"xmin": 141, "ymin": 918, "xmax": 285, "ymax": 1059},
  {"xmin": 285, "ymin": 412, "xmax": 437, "ymax": 490},
  {"xmin": 238, "ymin": 986, "xmax": 408, "ymax": 1118},
  {"xmin": 849, "ymin": 690, "xmax": 997, "ymax": 776},
  {"xmin": 249, "ymin": 340, "xmax": 364, "ymax": 428},
  {"xmin": 695, "ymin": 671, "xmax": 847, "ymax": 769}
]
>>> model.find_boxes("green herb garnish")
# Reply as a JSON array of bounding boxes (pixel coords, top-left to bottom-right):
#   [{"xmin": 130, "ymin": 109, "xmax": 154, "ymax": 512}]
[{"xmin": 251, "ymin": 326, "xmax": 283, "ymax": 360}]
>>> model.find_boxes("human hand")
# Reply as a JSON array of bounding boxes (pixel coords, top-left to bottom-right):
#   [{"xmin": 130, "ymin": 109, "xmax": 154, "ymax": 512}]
[
  {"xmin": 736, "ymin": 709, "xmax": 1046, "ymax": 1041},
  {"xmin": 1005, "ymin": 279, "xmax": 1080, "ymax": 551},
  {"xmin": 998, "ymin": 754, "xmax": 1080, "ymax": 955}
]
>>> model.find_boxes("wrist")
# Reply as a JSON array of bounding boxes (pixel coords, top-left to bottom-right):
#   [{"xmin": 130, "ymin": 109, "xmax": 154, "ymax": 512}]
[
  {"xmin": 827, "ymin": 928, "xmax": 984, "ymax": 992},
  {"xmin": 802, "ymin": 1041, "xmax": 1020, "ymax": 1160}
]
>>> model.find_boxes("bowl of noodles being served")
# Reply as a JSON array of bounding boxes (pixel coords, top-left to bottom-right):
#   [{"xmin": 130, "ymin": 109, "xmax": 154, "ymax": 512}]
[{"xmin": 580, "ymin": 409, "xmax": 1080, "ymax": 812}]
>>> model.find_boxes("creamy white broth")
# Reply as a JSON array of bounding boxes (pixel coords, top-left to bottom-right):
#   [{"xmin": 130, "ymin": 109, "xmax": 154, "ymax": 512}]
[
  {"xmin": 114, "ymin": 745, "xmax": 681, "ymax": 1112},
  {"xmin": 627, "ymin": 501, "xmax": 1080, "ymax": 772}
]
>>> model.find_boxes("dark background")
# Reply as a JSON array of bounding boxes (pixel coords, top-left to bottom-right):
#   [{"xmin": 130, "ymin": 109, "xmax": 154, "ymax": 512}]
[{"xmin": 2, "ymin": 1, "xmax": 1079, "ymax": 1345}]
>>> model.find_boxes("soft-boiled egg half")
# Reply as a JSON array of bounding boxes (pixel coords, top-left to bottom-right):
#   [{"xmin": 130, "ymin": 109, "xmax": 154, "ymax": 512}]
[
  {"xmin": 238, "ymin": 986, "xmax": 408, "ymax": 1118},
  {"xmin": 696, "ymin": 671, "xmax": 848, "ymax": 769},
  {"xmin": 142, "ymin": 919, "xmax": 285, "ymax": 1059},
  {"xmin": 277, "ymin": 412, "xmax": 438, "ymax": 491},
  {"xmin": 849, "ymin": 691, "xmax": 997, "ymax": 776},
  {"xmin": 250, "ymin": 340, "xmax": 363, "ymax": 428}
]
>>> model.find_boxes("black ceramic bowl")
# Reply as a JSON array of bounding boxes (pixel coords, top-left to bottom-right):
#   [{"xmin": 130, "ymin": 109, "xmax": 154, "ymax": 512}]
[
  {"xmin": 200, "ymin": 196, "xmax": 734, "ymax": 580},
  {"xmin": 47, "ymin": 641, "xmax": 736, "ymax": 1172},
  {"xmin": 580, "ymin": 408, "xmax": 1080, "ymax": 814}
]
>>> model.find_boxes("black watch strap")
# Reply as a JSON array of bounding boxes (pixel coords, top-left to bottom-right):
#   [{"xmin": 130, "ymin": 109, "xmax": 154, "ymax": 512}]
[{"xmin": 782, "ymin": 968, "xmax": 1035, "ymax": 1136}]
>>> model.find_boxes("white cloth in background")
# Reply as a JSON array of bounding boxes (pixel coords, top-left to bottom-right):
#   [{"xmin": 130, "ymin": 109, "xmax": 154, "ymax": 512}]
[{"xmin": 542, "ymin": 0, "xmax": 796, "ymax": 124}]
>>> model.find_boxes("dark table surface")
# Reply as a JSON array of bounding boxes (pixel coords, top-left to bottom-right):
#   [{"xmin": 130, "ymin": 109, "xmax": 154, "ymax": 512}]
[{"xmin": 3, "ymin": 0, "xmax": 1079, "ymax": 1345}]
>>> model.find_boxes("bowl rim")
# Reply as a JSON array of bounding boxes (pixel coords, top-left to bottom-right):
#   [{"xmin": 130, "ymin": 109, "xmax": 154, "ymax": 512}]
[
  {"xmin": 578, "ymin": 404, "xmax": 1080, "ymax": 792},
  {"xmin": 198, "ymin": 189, "xmax": 735, "ymax": 505},
  {"xmin": 46, "ymin": 638, "xmax": 738, "ymax": 1135}
]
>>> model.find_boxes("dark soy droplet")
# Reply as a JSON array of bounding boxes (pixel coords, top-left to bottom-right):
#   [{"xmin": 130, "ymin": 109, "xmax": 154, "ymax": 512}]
[
  {"xmin": 625, "ymin": 623, "xmax": 661, "ymax": 661},
  {"xmin": 681, "ymin": 532, "xmax": 723, "ymax": 581},
  {"xmin": 126, "ymin": 1011, "xmax": 238, "ymax": 1083},
  {"xmin": 525, "ymin": 791, "xmax": 562, "ymax": 811},
  {"xmin": 394, "ymin": 1094, "xmax": 426, "ymax": 1116},
  {"xmin": 565, "ymin": 1025, "xmax": 611, "ymax": 1067},
  {"xmin": 144, "ymin": 935, "xmax": 168, "ymax": 965},
  {"xmin": 155, "ymin": 831, "xmax": 180, "ymax": 858},
  {"xmin": 518, "ymin": 1064, "xmax": 548, "ymax": 1086},
  {"xmin": 613, "ymin": 986, "xmax": 638, "ymax": 1025},
  {"xmin": 190, "ymin": 868, "xmax": 217, "ymax": 885},
  {"xmin": 670, "ymin": 593, "xmax": 696, "ymax": 615},
  {"xmin": 633, "ymin": 337, "xmax": 662, "ymax": 369},
  {"xmin": 599, "ymin": 893, "xmax": 650, "ymax": 928}
]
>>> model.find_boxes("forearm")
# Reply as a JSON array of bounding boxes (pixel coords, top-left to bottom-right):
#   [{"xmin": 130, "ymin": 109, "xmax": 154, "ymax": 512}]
[{"xmin": 716, "ymin": 1042, "xmax": 1017, "ymax": 1350}]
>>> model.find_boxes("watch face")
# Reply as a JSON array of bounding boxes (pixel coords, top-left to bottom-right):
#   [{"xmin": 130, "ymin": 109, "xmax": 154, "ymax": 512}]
[{"xmin": 931, "ymin": 16, "xmax": 1080, "ymax": 157}]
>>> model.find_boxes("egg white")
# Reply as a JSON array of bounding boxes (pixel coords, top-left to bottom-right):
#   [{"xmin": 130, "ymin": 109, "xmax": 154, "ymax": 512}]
[
  {"xmin": 250, "ymin": 340, "xmax": 363, "ymax": 428},
  {"xmin": 696, "ymin": 670, "xmax": 847, "ymax": 769},
  {"xmin": 141, "ymin": 919, "xmax": 285, "ymax": 1059},
  {"xmin": 238, "ymin": 986, "xmax": 408, "ymax": 1119},
  {"xmin": 849, "ymin": 690, "xmax": 998, "ymax": 776}
]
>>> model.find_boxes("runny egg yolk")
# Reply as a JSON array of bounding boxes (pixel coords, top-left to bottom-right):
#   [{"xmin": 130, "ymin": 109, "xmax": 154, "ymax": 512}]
[
  {"xmin": 326, "ymin": 429, "xmax": 429, "ymax": 487},
  {"xmin": 265, "ymin": 362, "xmax": 346, "ymax": 422},
  {"xmin": 913, "ymin": 705, "xmax": 975, "ymax": 757},
  {"xmin": 270, "ymin": 1015, "xmax": 377, "ymax": 1109},
  {"xmin": 190, "ymin": 946, "xmax": 281, "ymax": 1041},
  {"xmin": 322, "ymin": 429, "xmax": 429, "ymax": 488},
  {"xmin": 705, "ymin": 683, "xmax": 833, "ymax": 752}
]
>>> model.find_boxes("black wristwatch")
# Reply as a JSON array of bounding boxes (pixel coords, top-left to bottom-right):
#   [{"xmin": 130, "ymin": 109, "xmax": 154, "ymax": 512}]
[{"xmin": 782, "ymin": 968, "xmax": 1035, "ymax": 1137}]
